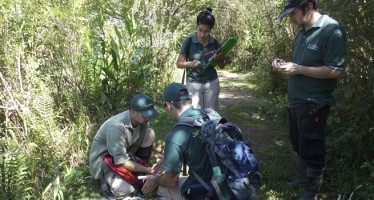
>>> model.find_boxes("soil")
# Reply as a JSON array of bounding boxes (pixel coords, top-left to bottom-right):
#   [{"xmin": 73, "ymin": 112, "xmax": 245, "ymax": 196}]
[
  {"xmin": 218, "ymin": 72, "xmax": 257, "ymax": 108},
  {"xmin": 217, "ymin": 70, "xmax": 275, "ymax": 146}
]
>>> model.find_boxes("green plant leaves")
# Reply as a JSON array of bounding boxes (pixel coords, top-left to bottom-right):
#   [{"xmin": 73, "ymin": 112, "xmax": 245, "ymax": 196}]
[{"xmin": 0, "ymin": 0, "xmax": 372, "ymax": 199}]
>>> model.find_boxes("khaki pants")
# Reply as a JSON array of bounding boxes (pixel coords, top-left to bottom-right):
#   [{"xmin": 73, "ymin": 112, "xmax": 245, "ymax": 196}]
[
  {"xmin": 103, "ymin": 167, "xmax": 136, "ymax": 197},
  {"xmin": 157, "ymin": 176, "xmax": 187, "ymax": 200}
]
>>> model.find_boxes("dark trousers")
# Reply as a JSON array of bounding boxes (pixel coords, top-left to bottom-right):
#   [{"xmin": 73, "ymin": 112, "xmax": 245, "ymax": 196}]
[{"xmin": 288, "ymin": 103, "xmax": 330, "ymax": 169}]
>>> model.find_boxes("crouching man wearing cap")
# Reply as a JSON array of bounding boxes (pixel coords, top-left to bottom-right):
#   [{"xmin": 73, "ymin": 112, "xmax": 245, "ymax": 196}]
[
  {"xmin": 272, "ymin": 0, "xmax": 346, "ymax": 200},
  {"xmin": 139, "ymin": 82, "xmax": 221, "ymax": 200},
  {"xmin": 89, "ymin": 93, "xmax": 159, "ymax": 198}
]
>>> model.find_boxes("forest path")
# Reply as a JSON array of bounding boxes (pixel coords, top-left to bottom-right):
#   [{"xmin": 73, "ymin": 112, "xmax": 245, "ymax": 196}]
[
  {"xmin": 217, "ymin": 70, "xmax": 277, "ymax": 147},
  {"xmin": 217, "ymin": 70, "xmax": 295, "ymax": 200}
]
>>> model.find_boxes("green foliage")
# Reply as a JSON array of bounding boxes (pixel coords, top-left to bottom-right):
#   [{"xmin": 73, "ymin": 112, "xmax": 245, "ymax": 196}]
[
  {"xmin": 321, "ymin": 1, "xmax": 374, "ymax": 198},
  {"xmin": 0, "ymin": 0, "xmax": 373, "ymax": 199},
  {"xmin": 0, "ymin": 142, "xmax": 33, "ymax": 199},
  {"xmin": 86, "ymin": 0, "xmax": 212, "ymax": 112},
  {"xmin": 214, "ymin": 0, "xmax": 374, "ymax": 198},
  {"xmin": 259, "ymin": 1, "xmax": 373, "ymax": 199},
  {"xmin": 90, "ymin": 13, "xmax": 169, "ymax": 111},
  {"xmin": 0, "ymin": 0, "xmax": 98, "ymax": 198},
  {"xmin": 0, "ymin": 0, "xmax": 220, "ymax": 198}
]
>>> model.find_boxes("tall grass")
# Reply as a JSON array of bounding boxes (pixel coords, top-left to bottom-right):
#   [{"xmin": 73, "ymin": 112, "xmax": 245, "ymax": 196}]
[
  {"xmin": 0, "ymin": 0, "xmax": 372, "ymax": 199},
  {"xmin": 0, "ymin": 0, "xmax": 220, "ymax": 198}
]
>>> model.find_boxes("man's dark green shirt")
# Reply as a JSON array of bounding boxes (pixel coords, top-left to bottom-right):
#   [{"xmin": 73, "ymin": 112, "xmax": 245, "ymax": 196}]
[
  {"xmin": 163, "ymin": 106, "xmax": 214, "ymax": 193},
  {"xmin": 289, "ymin": 15, "xmax": 347, "ymax": 108}
]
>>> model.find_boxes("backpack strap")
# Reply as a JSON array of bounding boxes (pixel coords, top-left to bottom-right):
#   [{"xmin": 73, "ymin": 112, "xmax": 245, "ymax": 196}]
[
  {"xmin": 182, "ymin": 36, "xmax": 193, "ymax": 84},
  {"xmin": 179, "ymin": 111, "xmax": 241, "ymax": 177},
  {"xmin": 191, "ymin": 171, "xmax": 226, "ymax": 200},
  {"xmin": 191, "ymin": 171, "xmax": 214, "ymax": 199},
  {"xmin": 199, "ymin": 117, "xmax": 227, "ymax": 200},
  {"xmin": 185, "ymin": 36, "xmax": 192, "ymax": 61},
  {"xmin": 176, "ymin": 108, "xmax": 229, "ymax": 199},
  {"xmin": 212, "ymin": 142, "xmax": 241, "ymax": 177},
  {"xmin": 202, "ymin": 119, "xmax": 241, "ymax": 177},
  {"xmin": 201, "ymin": 108, "xmax": 219, "ymax": 120},
  {"xmin": 177, "ymin": 111, "xmax": 218, "ymax": 178},
  {"xmin": 176, "ymin": 116, "xmax": 202, "ymax": 127},
  {"xmin": 175, "ymin": 108, "xmax": 204, "ymax": 176},
  {"xmin": 175, "ymin": 108, "xmax": 218, "ymax": 128}
]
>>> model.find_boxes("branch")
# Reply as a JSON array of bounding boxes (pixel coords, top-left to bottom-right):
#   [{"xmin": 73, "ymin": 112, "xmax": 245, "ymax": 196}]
[
  {"xmin": 0, "ymin": 72, "xmax": 28, "ymax": 137},
  {"xmin": 17, "ymin": 53, "xmax": 24, "ymax": 92}
]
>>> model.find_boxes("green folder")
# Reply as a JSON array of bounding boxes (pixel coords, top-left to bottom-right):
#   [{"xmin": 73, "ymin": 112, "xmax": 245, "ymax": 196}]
[{"xmin": 205, "ymin": 37, "xmax": 238, "ymax": 68}]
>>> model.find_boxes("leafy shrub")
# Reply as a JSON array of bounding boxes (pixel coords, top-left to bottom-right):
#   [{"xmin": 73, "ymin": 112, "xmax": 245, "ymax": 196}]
[{"xmin": 0, "ymin": 0, "xmax": 373, "ymax": 199}]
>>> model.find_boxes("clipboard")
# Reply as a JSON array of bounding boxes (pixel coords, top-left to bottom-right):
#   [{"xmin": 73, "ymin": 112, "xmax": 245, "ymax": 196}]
[{"xmin": 205, "ymin": 37, "xmax": 238, "ymax": 68}]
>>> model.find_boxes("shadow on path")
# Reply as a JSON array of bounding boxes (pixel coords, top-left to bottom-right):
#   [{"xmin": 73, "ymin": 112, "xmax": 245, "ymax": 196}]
[{"xmin": 217, "ymin": 70, "xmax": 279, "ymax": 147}]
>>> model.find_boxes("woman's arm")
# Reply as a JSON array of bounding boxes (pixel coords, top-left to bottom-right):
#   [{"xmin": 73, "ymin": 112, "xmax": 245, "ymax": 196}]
[{"xmin": 176, "ymin": 53, "xmax": 200, "ymax": 69}]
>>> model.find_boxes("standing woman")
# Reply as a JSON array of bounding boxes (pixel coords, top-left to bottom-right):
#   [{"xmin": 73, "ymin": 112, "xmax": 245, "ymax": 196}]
[{"xmin": 176, "ymin": 8, "xmax": 225, "ymax": 109}]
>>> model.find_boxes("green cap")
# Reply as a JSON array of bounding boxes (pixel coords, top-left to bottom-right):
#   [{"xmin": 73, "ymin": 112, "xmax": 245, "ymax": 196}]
[
  {"xmin": 130, "ymin": 93, "xmax": 159, "ymax": 118},
  {"xmin": 163, "ymin": 82, "xmax": 192, "ymax": 102}
]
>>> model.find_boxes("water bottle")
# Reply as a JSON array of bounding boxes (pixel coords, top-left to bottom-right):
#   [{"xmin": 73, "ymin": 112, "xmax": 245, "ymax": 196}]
[
  {"xmin": 212, "ymin": 166, "xmax": 224, "ymax": 183},
  {"xmin": 212, "ymin": 166, "xmax": 230, "ymax": 199}
]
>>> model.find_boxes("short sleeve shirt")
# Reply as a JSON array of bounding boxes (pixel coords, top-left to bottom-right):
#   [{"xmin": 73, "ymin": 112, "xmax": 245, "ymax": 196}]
[
  {"xmin": 89, "ymin": 110, "xmax": 149, "ymax": 179},
  {"xmin": 179, "ymin": 33, "xmax": 221, "ymax": 83},
  {"xmin": 288, "ymin": 15, "xmax": 347, "ymax": 108},
  {"xmin": 162, "ymin": 107, "xmax": 215, "ymax": 193}
]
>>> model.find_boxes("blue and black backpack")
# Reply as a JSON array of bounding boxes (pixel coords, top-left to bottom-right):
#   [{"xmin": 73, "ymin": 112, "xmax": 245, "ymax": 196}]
[{"xmin": 177, "ymin": 108, "xmax": 262, "ymax": 200}]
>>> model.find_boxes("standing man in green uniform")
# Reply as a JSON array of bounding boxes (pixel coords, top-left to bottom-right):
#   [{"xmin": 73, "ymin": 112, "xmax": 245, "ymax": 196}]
[
  {"xmin": 89, "ymin": 93, "xmax": 159, "ymax": 198},
  {"xmin": 139, "ymin": 82, "xmax": 218, "ymax": 200},
  {"xmin": 272, "ymin": 0, "xmax": 346, "ymax": 199}
]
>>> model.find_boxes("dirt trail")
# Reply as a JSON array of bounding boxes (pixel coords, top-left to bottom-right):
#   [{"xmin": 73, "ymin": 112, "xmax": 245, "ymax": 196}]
[
  {"xmin": 218, "ymin": 71, "xmax": 257, "ymax": 107},
  {"xmin": 217, "ymin": 71, "xmax": 275, "ymax": 146}
]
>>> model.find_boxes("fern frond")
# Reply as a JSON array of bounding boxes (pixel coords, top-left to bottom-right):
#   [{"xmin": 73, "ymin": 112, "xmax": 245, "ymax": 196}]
[
  {"xmin": 0, "ymin": 142, "xmax": 34, "ymax": 199},
  {"xmin": 31, "ymin": 93, "xmax": 58, "ymax": 146}
]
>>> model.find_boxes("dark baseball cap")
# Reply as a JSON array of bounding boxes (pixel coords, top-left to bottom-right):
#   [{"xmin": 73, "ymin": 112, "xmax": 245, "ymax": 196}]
[
  {"xmin": 130, "ymin": 93, "xmax": 159, "ymax": 118},
  {"xmin": 279, "ymin": 0, "xmax": 310, "ymax": 18},
  {"xmin": 164, "ymin": 82, "xmax": 191, "ymax": 102}
]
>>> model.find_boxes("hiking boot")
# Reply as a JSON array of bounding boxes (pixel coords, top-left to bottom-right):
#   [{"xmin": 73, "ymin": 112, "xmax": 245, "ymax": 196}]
[
  {"xmin": 297, "ymin": 168, "xmax": 324, "ymax": 200},
  {"xmin": 289, "ymin": 157, "xmax": 307, "ymax": 189}
]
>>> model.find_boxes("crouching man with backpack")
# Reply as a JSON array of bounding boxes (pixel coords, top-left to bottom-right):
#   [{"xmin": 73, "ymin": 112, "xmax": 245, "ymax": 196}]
[
  {"xmin": 139, "ymin": 83, "xmax": 261, "ymax": 200},
  {"xmin": 89, "ymin": 93, "xmax": 159, "ymax": 199}
]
